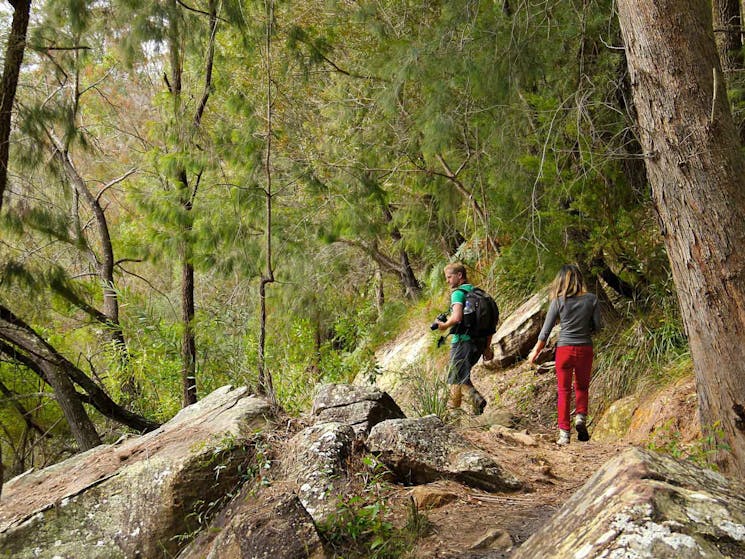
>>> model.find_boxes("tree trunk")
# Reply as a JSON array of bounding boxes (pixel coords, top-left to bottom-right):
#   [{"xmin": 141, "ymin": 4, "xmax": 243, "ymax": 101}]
[
  {"xmin": 713, "ymin": 0, "xmax": 743, "ymax": 78},
  {"xmin": 258, "ymin": 0, "xmax": 276, "ymax": 401},
  {"xmin": 0, "ymin": 0, "xmax": 31, "ymax": 213},
  {"xmin": 375, "ymin": 267, "xmax": 385, "ymax": 316},
  {"xmin": 398, "ymin": 249, "xmax": 421, "ymax": 299},
  {"xmin": 618, "ymin": 0, "xmax": 745, "ymax": 475},
  {"xmin": 382, "ymin": 203, "xmax": 422, "ymax": 299},
  {"xmin": 0, "ymin": 306, "xmax": 100, "ymax": 450},
  {"xmin": 713, "ymin": 0, "xmax": 745, "ymax": 142},
  {"xmin": 0, "ymin": 322, "xmax": 159, "ymax": 433},
  {"xmin": 50, "ymin": 140, "xmax": 132, "ymax": 358},
  {"xmin": 181, "ymin": 258, "xmax": 197, "ymax": 406}
]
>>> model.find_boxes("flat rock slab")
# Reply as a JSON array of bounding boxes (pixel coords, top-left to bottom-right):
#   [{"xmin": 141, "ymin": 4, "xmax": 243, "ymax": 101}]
[
  {"xmin": 0, "ymin": 386, "xmax": 274, "ymax": 559},
  {"xmin": 366, "ymin": 415, "xmax": 521, "ymax": 492},
  {"xmin": 510, "ymin": 447, "xmax": 745, "ymax": 559}
]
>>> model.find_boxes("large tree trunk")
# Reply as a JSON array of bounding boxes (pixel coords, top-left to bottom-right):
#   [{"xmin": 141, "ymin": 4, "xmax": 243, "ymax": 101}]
[
  {"xmin": 618, "ymin": 0, "xmax": 745, "ymax": 475},
  {"xmin": 0, "ymin": 0, "xmax": 31, "ymax": 213}
]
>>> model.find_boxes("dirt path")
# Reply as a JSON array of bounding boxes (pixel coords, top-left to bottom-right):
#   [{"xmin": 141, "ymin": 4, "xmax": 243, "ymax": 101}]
[{"xmin": 388, "ymin": 419, "xmax": 631, "ymax": 558}]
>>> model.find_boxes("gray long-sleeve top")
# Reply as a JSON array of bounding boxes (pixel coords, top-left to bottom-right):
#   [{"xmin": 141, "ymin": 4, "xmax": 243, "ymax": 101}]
[{"xmin": 537, "ymin": 293, "xmax": 601, "ymax": 346}]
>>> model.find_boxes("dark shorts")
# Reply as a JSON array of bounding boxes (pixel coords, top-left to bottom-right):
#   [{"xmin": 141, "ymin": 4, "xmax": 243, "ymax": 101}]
[{"xmin": 447, "ymin": 338, "xmax": 486, "ymax": 385}]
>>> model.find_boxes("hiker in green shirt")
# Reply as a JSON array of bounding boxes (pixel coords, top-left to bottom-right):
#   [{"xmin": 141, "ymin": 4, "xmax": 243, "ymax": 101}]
[{"xmin": 435, "ymin": 262, "xmax": 493, "ymax": 414}]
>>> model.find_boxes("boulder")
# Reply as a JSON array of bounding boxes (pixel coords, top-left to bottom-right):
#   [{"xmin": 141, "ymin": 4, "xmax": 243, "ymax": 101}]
[
  {"xmin": 177, "ymin": 485, "xmax": 325, "ymax": 559},
  {"xmin": 489, "ymin": 425, "xmax": 539, "ymax": 447},
  {"xmin": 510, "ymin": 447, "xmax": 745, "ymax": 559},
  {"xmin": 0, "ymin": 386, "xmax": 273, "ymax": 559},
  {"xmin": 410, "ymin": 484, "xmax": 459, "ymax": 509},
  {"xmin": 311, "ymin": 383, "xmax": 405, "ymax": 436},
  {"xmin": 487, "ymin": 288, "xmax": 550, "ymax": 369},
  {"xmin": 366, "ymin": 415, "xmax": 521, "ymax": 492},
  {"xmin": 281, "ymin": 421, "xmax": 357, "ymax": 523}
]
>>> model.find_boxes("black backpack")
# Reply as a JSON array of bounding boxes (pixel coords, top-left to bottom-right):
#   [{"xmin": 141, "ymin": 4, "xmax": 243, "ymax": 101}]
[{"xmin": 453, "ymin": 287, "xmax": 499, "ymax": 338}]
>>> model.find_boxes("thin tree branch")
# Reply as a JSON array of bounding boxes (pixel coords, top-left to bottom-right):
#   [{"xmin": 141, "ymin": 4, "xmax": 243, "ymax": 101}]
[{"xmin": 95, "ymin": 167, "xmax": 137, "ymax": 203}]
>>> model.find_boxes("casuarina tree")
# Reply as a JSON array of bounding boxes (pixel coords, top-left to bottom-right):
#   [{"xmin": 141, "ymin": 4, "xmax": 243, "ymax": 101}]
[{"xmin": 618, "ymin": 0, "xmax": 745, "ymax": 475}]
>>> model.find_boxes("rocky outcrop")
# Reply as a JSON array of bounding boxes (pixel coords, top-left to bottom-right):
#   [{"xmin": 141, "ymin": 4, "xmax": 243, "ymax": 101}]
[
  {"xmin": 510, "ymin": 447, "xmax": 745, "ymax": 559},
  {"xmin": 366, "ymin": 415, "xmax": 522, "ymax": 492},
  {"xmin": 311, "ymin": 383, "xmax": 405, "ymax": 436},
  {"xmin": 177, "ymin": 485, "xmax": 325, "ymax": 559},
  {"xmin": 0, "ymin": 386, "xmax": 273, "ymax": 559},
  {"xmin": 282, "ymin": 421, "xmax": 357, "ymax": 523},
  {"xmin": 593, "ymin": 375, "xmax": 700, "ymax": 445},
  {"xmin": 487, "ymin": 287, "xmax": 550, "ymax": 368},
  {"xmin": 6, "ymin": 379, "xmax": 744, "ymax": 559}
]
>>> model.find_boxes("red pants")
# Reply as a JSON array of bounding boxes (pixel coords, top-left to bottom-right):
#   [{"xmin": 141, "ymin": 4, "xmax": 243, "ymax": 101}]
[{"xmin": 555, "ymin": 345, "xmax": 593, "ymax": 431}]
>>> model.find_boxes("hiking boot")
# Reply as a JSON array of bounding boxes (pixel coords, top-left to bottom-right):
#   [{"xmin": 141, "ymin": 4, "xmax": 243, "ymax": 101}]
[
  {"xmin": 447, "ymin": 385, "xmax": 462, "ymax": 410},
  {"xmin": 463, "ymin": 385, "xmax": 487, "ymax": 415},
  {"xmin": 556, "ymin": 429, "xmax": 570, "ymax": 446},
  {"xmin": 475, "ymin": 396, "xmax": 487, "ymax": 415},
  {"xmin": 575, "ymin": 413, "xmax": 590, "ymax": 442}
]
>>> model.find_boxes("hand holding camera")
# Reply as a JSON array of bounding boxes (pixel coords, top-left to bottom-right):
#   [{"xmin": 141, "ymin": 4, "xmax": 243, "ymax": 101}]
[{"xmin": 430, "ymin": 313, "xmax": 448, "ymax": 331}]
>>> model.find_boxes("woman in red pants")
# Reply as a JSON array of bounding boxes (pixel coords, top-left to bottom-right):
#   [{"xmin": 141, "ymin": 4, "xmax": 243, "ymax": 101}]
[{"xmin": 528, "ymin": 265, "xmax": 601, "ymax": 445}]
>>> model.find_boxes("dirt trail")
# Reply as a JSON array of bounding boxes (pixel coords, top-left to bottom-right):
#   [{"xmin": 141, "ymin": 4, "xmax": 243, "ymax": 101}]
[
  {"xmin": 405, "ymin": 425, "xmax": 630, "ymax": 558},
  {"xmin": 378, "ymin": 353, "xmax": 634, "ymax": 558}
]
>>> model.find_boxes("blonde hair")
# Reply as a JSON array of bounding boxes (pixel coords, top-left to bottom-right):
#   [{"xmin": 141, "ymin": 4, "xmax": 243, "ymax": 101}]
[
  {"xmin": 444, "ymin": 262, "xmax": 468, "ymax": 281},
  {"xmin": 550, "ymin": 264, "xmax": 586, "ymax": 300}
]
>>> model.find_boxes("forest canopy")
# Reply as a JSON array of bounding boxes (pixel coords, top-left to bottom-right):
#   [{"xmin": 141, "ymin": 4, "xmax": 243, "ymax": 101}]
[{"xmin": 3, "ymin": 0, "xmax": 743, "ymax": 476}]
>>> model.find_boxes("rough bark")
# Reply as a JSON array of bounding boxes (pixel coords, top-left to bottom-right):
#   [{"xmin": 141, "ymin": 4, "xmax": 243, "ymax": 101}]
[
  {"xmin": 181, "ymin": 257, "xmax": 197, "ymax": 406},
  {"xmin": 618, "ymin": 0, "xmax": 745, "ymax": 475},
  {"xmin": 712, "ymin": 0, "xmax": 743, "ymax": 78},
  {"xmin": 0, "ymin": 0, "xmax": 31, "ymax": 213}
]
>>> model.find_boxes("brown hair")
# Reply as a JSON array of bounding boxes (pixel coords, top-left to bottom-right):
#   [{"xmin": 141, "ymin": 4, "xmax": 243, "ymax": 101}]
[
  {"xmin": 550, "ymin": 264, "xmax": 586, "ymax": 300},
  {"xmin": 444, "ymin": 262, "xmax": 468, "ymax": 281}
]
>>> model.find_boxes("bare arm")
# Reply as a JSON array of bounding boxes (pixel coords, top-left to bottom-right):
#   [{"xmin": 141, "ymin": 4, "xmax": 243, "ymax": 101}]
[{"xmin": 437, "ymin": 303, "xmax": 463, "ymax": 330}]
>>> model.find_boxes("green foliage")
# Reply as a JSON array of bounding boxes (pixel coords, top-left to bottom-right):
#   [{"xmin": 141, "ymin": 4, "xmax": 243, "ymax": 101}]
[
  {"xmin": 592, "ymin": 300, "xmax": 690, "ymax": 412},
  {"xmin": 648, "ymin": 421, "xmax": 731, "ymax": 471},
  {"xmin": 399, "ymin": 360, "xmax": 450, "ymax": 419},
  {"xmin": 318, "ymin": 455, "xmax": 427, "ymax": 558},
  {"xmin": 0, "ymin": 0, "xmax": 703, "ymax": 484}
]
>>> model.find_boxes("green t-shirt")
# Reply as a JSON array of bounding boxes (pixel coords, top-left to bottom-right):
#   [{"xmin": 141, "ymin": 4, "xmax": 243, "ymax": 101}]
[{"xmin": 450, "ymin": 283, "xmax": 473, "ymax": 343}]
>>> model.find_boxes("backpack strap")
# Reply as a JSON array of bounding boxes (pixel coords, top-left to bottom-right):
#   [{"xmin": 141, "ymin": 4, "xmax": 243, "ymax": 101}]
[{"xmin": 450, "ymin": 287, "xmax": 468, "ymax": 335}]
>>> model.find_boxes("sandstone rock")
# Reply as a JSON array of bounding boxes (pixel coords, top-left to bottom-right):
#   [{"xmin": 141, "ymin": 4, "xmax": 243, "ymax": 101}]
[
  {"xmin": 469, "ymin": 527, "xmax": 513, "ymax": 551},
  {"xmin": 311, "ymin": 383, "xmax": 405, "ymax": 437},
  {"xmin": 0, "ymin": 386, "xmax": 273, "ymax": 559},
  {"xmin": 366, "ymin": 415, "xmax": 521, "ymax": 492},
  {"xmin": 489, "ymin": 425, "xmax": 539, "ymax": 447},
  {"xmin": 626, "ymin": 375, "xmax": 700, "ymax": 446},
  {"xmin": 510, "ymin": 447, "xmax": 745, "ymax": 559},
  {"xmin": 410, "ymin": 485, "xmax": 459, "ymax": 509},
  {"xmin": 592, "ymin": 394, "xmax": 639, "ymax": 443},
  {"xmin": 487, "ymin": 288, "xmax": 550, "ymax": 369},
  {"xmin": 282, "ymin": 422, "xmax": 356, "ymax": 523},
  {"xmin": 177, "ymin": 486, "xmax": 324, "ymax": 559}
]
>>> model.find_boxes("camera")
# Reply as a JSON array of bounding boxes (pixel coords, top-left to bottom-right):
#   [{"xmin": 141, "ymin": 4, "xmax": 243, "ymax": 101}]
[{"xmin": 430, "ymin": 313, "xmax": 448, "ymax": 331}]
